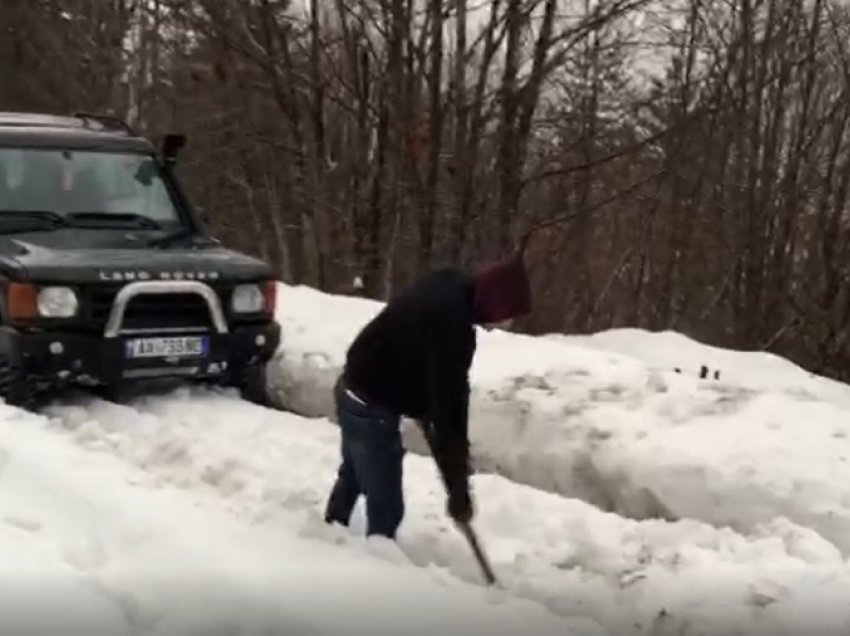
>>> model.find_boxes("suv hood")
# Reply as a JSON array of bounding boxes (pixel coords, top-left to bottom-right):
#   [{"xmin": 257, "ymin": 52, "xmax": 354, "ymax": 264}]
[{"xmin": 0, "ymin": 232, "xmax": 274, "ymax": 284}]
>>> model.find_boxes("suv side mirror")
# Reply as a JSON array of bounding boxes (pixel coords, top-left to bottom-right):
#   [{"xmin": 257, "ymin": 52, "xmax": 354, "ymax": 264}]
[{"xmin": 162, "ymin": 133, "xmax": 187, "ymax": 167}]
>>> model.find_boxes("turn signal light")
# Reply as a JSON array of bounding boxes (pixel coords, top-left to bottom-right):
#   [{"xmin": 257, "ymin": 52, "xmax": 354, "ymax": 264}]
[
  {"xmin": 263, "ymin": 281, "xmax": 277, "ymax": 316},
  {"xmin": 7, "ymin": 283, "xmax": 38, "ymax": 322}
]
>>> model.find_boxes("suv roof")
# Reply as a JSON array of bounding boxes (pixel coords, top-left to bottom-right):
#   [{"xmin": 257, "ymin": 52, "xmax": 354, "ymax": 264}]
[{"xmin": 0, "ymin": 111, "xmax": 155, "ymax": 153}]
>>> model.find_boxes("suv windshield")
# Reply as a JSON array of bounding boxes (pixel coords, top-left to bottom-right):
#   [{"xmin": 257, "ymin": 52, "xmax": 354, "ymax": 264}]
[{"xmin": 0, "ymin": 148, "xmax": 182, "ymax": 228}]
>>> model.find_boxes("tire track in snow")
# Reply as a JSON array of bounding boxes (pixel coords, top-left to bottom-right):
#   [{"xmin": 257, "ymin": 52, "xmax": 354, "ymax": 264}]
[
  {"xmin": 40, "ymin": 386, "xmax": 850, "ymax": 636},
  {"xmin": 0, "ymin": 405, "xmax": 351, "ymax": 636},
  {"xmin": 0, "ymin": 396, "xmax": 574, "ymax": 636}
]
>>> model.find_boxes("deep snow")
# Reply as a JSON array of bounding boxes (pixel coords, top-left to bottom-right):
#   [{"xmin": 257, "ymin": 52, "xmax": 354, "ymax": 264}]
[
  {"xmin": 37, "ymin": 386, "xmax": 850, "ymax": 636},
  {"xmin": 269, "ymin": 283, "xmax": 850, "ymax": 555},
  {"xmin": 558, "ymin": 328, "xmax": 850, "ymax": 406},
  {"xmin": 3, "ymin": 279, "xmax": 850, "ymax": 634},
  {"xmin": 0, "ymin": 397, "xmax": 580, "ymax": 636}
]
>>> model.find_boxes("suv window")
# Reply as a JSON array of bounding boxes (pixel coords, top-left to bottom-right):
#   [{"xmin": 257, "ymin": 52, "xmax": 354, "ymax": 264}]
[{"xmin": 0, "ymin": 148, "xmax": 182, "ymax": 226}]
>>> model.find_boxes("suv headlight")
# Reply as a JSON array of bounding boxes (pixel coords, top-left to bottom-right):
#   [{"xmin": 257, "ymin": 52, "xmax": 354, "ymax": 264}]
[
  {"xmin": 37, "ymin": 286, "xmax": 78, "ymax": 318},
  {"xmin": 231, "ymin": 284, "xmax": 264, "ymax": 313}
]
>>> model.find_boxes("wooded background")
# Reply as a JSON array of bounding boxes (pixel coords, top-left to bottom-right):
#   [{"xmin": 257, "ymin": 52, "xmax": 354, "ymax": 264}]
[{"xmin": 1, "ymin": 0, "xmax": 849, "ymax": 381}]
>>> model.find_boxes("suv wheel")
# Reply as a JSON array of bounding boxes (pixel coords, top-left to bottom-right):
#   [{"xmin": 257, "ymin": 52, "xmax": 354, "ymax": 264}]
[
  {"xmin": 233, "ymin": 363, "xmax": 270, "ymax": 407},
  {"xmin": 0, "ymin": 356, "xmax": 36, "ymax": 410}
]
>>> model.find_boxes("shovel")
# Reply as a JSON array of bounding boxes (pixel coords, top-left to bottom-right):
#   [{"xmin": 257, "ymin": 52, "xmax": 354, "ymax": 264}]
[
  {"xmin": 415, "ymin": 420, "xmax": 499, "ymax": 587},
  {"xmin": 455, "ymin": 519, "xmax": 498, "ymax": 586}
]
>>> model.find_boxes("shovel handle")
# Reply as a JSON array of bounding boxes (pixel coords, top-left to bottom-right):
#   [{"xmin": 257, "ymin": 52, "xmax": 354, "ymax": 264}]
[
  {"xmin": 456, "ymin": 521, "xmax": 498, "ymax": 586},
  {"xmin": 416, "ymin": 421, "xmax": 498, "ymax": 586}
]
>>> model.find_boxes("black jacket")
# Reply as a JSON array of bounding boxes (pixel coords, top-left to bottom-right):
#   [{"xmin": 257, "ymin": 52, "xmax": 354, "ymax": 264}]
[{"xmin": 343, "ymin": 268, "xmax": 477, "ymax": 498}]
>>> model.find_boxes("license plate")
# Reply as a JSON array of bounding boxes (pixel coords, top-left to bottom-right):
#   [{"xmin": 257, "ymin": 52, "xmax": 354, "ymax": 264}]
[{"xmin": 125, "ymin": 336, "xmax": 208, "ymax": 359}]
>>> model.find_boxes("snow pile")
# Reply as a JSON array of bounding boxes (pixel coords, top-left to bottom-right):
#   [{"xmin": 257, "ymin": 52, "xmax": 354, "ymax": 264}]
[
  {"xmin": 270, "ymin": 284, "xmax": 383, "ymax": 417},
  {"xmin": 7, "ymin": 279, "xmax": 850, "ymax": 634},
  {"xmin": 558, "ymin": 328, "xmax": 850, "ymax": 406},
  {"xmin": 0, "ymin": 398, "xmax": 578, "ymax": 636},
  {"xmin": 38, "ymin": 387, "xmax": 850, "ymax": 636},
  {"xmin": 269, "ymin": 283, "xmax": 850, "ymax": 554}
]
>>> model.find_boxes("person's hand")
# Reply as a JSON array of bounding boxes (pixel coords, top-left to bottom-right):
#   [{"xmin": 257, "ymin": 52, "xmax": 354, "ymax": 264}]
[{"xmin": 447, "ymin": 488, "xmax": 473, "ymax": 524}]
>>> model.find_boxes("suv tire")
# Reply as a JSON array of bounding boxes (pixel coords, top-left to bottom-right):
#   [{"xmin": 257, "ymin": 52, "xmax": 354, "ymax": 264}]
[
  {"xmin": 233, "ymin": 363, "xmax": 269, "ymax": 407},
  {"xmin": 0, "ymin": 356, "xmax": 36, "ymax": 410}
]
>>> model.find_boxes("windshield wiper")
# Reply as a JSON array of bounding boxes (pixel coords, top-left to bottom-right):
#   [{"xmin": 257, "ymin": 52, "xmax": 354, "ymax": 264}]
[
  {"xmin": 0, "ymin": 211, "xmax": 164, "ymax": 235},
  {"xmin": 0, "ymin": 210, "xmax": 70, "ymax": 234},
  {"xmin": 65, "ymin": 212, "xmax": 162, "ymax": 230}
]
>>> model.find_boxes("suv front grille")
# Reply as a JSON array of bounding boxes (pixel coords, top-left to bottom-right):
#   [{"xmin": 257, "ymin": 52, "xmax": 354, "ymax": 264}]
[{"xmin": 84, "ymin": 284, "xmax": 234, "ymax": 333}]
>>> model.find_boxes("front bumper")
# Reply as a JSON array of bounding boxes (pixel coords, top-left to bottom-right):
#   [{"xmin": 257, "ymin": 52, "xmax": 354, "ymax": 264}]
[
  {"xmin": 0, "ymin": 279, "xmax": 282, "ymax": 388},
  {"xmin": 0, "ymin": 320, "xmax": 281, "ymax": 386}
]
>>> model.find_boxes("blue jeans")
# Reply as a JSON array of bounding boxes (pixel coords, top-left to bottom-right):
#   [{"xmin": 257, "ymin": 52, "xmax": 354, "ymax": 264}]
[{"xmin": 324, "ymin": 380, "xmax": 405, "ymax": 538}]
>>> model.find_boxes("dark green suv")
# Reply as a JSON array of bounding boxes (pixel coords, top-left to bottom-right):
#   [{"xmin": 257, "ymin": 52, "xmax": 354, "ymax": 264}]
[{"xmin": 0, "ymin": 111, "xmax": 281, "ymax": 408}]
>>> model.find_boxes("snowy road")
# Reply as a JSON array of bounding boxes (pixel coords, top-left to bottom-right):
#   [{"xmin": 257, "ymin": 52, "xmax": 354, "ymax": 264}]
[
  {"xmin": 0, "ymin": 392, "xmax": 585, "ymax": 636},
  {"xmin": 18, "ymin": 385, "xmax": 850, "ymax": 636}
]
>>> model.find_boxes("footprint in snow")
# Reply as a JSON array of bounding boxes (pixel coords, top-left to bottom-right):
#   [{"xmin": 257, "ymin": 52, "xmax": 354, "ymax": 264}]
[
  {"xmin": 62, "ymin": 535, "xmax": 109, "ymax": 571},
  {"xmin": 3, "ymin": 513, "xmax": 42, "ymax": 533}
]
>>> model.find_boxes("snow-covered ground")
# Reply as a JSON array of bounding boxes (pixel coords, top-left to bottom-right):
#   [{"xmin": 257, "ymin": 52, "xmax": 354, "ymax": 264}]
[
  {"xmin": 558, "ymin": 328, "xmax": 850, "ymax": 406},
  {"xmin": 269, "ymin": 283, "xmax": 850, "ymax": 556},
  {"xmin": 35, "ymin": 387, "xmax": 850, "ymax": 636},
  {"xmin": 0, "ymin": 395, "xmax": 580, "ymax": 636},
  {"xmin": 4, "ymin": 279, "xmax": 850, "ymax": 634}
]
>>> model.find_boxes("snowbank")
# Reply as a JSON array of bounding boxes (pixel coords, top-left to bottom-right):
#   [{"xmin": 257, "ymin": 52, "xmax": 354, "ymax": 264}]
[
  {"xmin": 0, "ymin": 398, "xmax": 577, "ymax": 636},
  {"xmin": 269, "ymin": 283, "xmax": 850, "ymax": 555},
  {"xmin": 269, "ymin": 284, "xmax": 383, "ymax": 418},
  {"xmin": 558, "ymin": 328, "xmax": 850, "ymax": 406},
  {"xmin": 40, "ymin": 387, "xmax": 850, "ymax": 636}
]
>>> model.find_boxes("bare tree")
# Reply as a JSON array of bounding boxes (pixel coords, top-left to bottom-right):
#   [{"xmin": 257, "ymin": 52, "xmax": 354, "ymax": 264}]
[{"xmin": 6, "ymin": 0, "xmax": 850, "ymax": 382}]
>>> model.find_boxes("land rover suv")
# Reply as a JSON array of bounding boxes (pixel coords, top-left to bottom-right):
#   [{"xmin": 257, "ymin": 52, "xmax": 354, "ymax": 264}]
[{"xmin": 0, "ymin": 111, "xmax": 281, "ymax": 408}]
